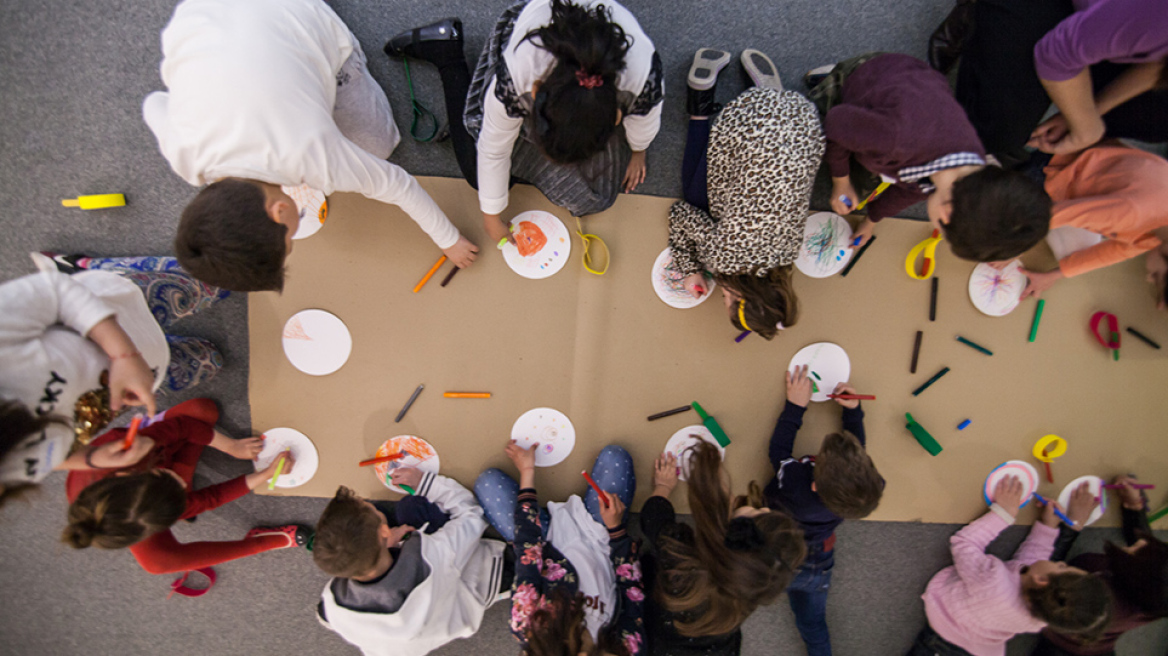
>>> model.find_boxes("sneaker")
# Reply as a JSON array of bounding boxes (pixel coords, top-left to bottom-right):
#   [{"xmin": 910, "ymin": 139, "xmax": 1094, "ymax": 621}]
[
  {"xmin": 384, "ymin": 18, "xmax": 462, "ymax": 60},
  {"xmin": 31, "ymin": 251, "xmax": 88, "ymax": 274},
  {"xmin": 741, "ymin": 49, "xmax": 782, "ymax": 90},
  {"xmin": 803, "ymin": 64, "xmax": 835, "ymax": 89},
  {"xmin": 688, "ymin": 48, "xmax": 730, "ymax": 91},
  {"xmin": 246, "ymin": 524, "xmax": 312, "ymax": 549},
  {"xmin": 928, "ymin": 0, "xmax": 977, "ymax": 74}
]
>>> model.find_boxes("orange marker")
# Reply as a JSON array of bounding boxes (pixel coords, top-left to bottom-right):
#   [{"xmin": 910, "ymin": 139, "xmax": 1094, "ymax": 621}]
[
  {"xmin": 444, "ymin": 392, "xmax": 491, "ymax": 398},
  {"xmin": 582, "ymin": 470, "xmax": 609, "ymax": 508},
  {"xmin": 359, "ymin": 451, "xmax": 406, "ymax": 467},
  {"xmin": 413, "ymin": 255, "xmax": 447, "ymax": 293},
  {"xmin": 122, "ymin": 416, "xmax": 143, "ymax": 451}
]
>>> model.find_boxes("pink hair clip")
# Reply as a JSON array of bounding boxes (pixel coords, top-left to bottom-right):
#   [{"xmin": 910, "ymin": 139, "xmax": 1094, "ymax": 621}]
[{"xmin": 575, "ymin": 69, "xmax": 603, "ymax": 89}]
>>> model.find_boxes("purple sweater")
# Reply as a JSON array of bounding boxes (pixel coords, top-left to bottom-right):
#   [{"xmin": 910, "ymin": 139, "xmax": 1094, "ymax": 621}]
[
  {"xmin": 823, "ymin": 54, "xmax": 985, "ymax": 223},
  {"xmin": 1035, "ymin": 0, "xmax": 1168, "ymax": 82}
]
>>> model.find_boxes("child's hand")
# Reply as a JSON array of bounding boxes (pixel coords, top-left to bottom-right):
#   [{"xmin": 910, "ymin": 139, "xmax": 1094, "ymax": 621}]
[
  {"xmin": 652, "ymin": 453, "xmax": 679, "ymax": 498},
  {"xmin": 263, "ymin": 450, "xmax": 296, "ymax": 478},
  {"xmin": 831, "ymin": 382, "xmax": 859, "ymax": 409},
  {"xmin": 390, "ymin": 467, "xmax": 423, "ymax": 490},
  {"xmin": 1063, "ymin": 482, "xmax": 1099, "ymax": 529},
  {"xmin": 88, "ymin": 436, "xmax": 156, "ymax": 469},
  {"xmin": 991, "ymin": 476, "xmax": 1024, "ymax": 517},
  {"xmin": 1037, "ymin": 495, "xmax": 1069, "ymax": 528},
  {"xmin": 785, "ymin": 365, "xmax": 813, "ymax": 407},
  {"xmin": 683, "ymin": 273, "xmax": 708, "ymax": 299},
  {"xmin": 484, "ymin": 213, "xmax": 515, "ymax": 247},
  {"xmin": 831, "ymin": 176, "xmax": 858, "ymax": 216},
  {"xmin": 850, "ymin": 218, "xmax": 875, "ymax": 249},
  {"xmin": 599, "ymin": 492, "xmax": 626, "ymax": 529},
  {"xmin": 442, "ymin": 235, "xmax": 479, "ymax": 269},
  {"xmin": 1112, "ymin": 475, "xmax": 1145, "ymax": 510},
  {"xmin": 505, "ymin": 439, "xmax": 537, "ymax": 474},
  {"xmin": 223, "ymin": 435, "xmax": 264, "ymax": 461},
  {"xmin": 386, "ymin": 524, "xmax": 417, "ymax": 548}
]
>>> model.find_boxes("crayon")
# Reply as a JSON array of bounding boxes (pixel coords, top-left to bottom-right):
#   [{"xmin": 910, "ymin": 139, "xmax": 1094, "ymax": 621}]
[
  {"xmin": 122, "ymin": 415, "xmax": 143, "ymax": 451},
  {"xmin": 444, "ymin": 392, "xmax": 491, "ymax": 398},
  {"xmin": 840, "ymin": 235, "xmax": 875, "ymax": 277},
  {"xmin": 582, "ymin": 471, "xmax": 609, "ymax": 508},
  {"xmin": 956, "ymin": 336, "xmax": 993, "ymax": 356},
  {"xmin": 735, "ymin": 330, "xmax": 750, "ymax": 343},
  {"xmin": 929, "ymin": 277, "xmax": 938, "ymax": 321},
  {"xmin": 1126, "ymin": 327, "xmax": 1161, "ymax": 349},
  {"xmin": 413, "ymin": 255, "xmax": 447, "ymax": 293},
  {"xmin": 957, "ymin": 419, "xmax": 971, "ymax": 430},
  {"xmin": 439, "ymin": 265, "xmax": 460, "ymax": 287},
  {"xmin": 810, "ymin": 371, "xmax": 822, "ymax": 381},
  {"xmin": 911, "ymin": 366, "xmax": 950, "ymax": 397},
  {"xmin": 910, "ymin": 330, "xmax": 923, "ymax": 374},
  {"xmin": 1029, "ymin": 299, "xmax": 1045, "ymax": 342},
  {"xmin": 647, "ymin": 406, "xmax": 692, "ymax": 421},
  {"xmin": 395, "ymin": 384, "xmax": 425, "ymax": 423}
]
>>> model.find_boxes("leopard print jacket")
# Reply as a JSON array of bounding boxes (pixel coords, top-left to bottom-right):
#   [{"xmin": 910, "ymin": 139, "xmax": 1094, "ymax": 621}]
[{"xmin": 669, "ymin": 87, "xmax": 825, "ymax": 276}]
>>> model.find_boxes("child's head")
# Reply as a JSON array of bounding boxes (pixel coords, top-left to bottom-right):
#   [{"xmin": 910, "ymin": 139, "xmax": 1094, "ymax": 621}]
[
  {"xmin": 523, "ymin": 587, "xmax": 634, "ymax": 656},
  {"xmin": 175, "ymin": 179, "xmax": 299, "ymax": 292},
  {"xmin": 522, "ymin": 0, "xmax": 630, "ymax": 164},
  {"xmin": 658, "ymin": 441, "xmax": 806, "ymax": 637},
  {"xmin": 716, "ymin": 266, "xmax": 799, "ymax": 340},
  {"xmin": 1105, "ymin": 533, "xmax": 1168, "ymax": 617},
  {"xmin": 63, "ymin": 470, "xmax": 187, "ymax": 549},
  {"xmin": 813, "ymin": 431, "xmax": 884, "ymax": 519},
  {"xmin": 0, "ymin": 399, "xmax": 66, "ymax": 508},
  {"xmin": 1022, "ymin": 562, "xmax": 1112, "ymax": 639},
  {"xmin": 943, "ymin": 167, "xmax": 1052, "ymax": 262},
  {"xmin": 313, "ymin": 486, "xmax": 393, "ymax": 579}
]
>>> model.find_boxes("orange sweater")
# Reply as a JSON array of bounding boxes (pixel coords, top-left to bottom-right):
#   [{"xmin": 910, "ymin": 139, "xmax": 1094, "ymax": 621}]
[{"xmin": 1045, "ymin": 145, "xmax": 1168, "ymax": 278}]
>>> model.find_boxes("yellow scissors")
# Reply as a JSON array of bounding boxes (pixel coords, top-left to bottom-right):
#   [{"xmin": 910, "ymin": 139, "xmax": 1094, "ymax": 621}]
[{"xmin": 905, "ymin": 229, "xmax": 943, "ymax": 280}]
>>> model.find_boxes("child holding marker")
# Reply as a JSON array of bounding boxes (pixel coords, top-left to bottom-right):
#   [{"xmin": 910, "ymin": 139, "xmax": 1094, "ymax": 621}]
[
  {"xmin": 765, "ymin": 365, "xmax": 884, "ymax": 656},
  {"xmin": 474, "ymin": 441, "xmax": 644, "ymax": 655},
  {"xmin": 314, "ymin": 473, "xmax": 505, "ymax": 656},
  {"xmin": 907, "ymin": 476, "xmax": 1112, "ymax": 656},
  {"xmin": 63, "ymin": 399, "xmax": 309, "ymax": 574}
]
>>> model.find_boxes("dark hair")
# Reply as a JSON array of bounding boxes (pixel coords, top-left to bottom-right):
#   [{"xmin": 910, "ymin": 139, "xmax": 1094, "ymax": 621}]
[
  {"xmin": 313, "ymin": 486, "xmax": 385, "ymax": 578},
  {"xmin": 658, "ymin": 441, "xmax": 806, "ymax": 637},
  {"xmin": 1025, "ymin": 571, "xmax": 1112, "ymax": 641},
  {"xmin": 717, "ymin": 266, "xmax": 799, "ymax": 340},
  {"xmin": 63, "ymin": 471, "xmax": 186, "ymax": 549},
  {"xmin": 1105, "ymin": 534, "xmax": 1168, "ymax": 617},
  {"xmin": 944, "ymin": 167, "xmax": 1052, "ymax": 262},
  {"xmin": 814, "ymin": 431, "xmax": 883, "ymax": 519},
  {"xmin": 0, "ymin": 399, "xmax": 68, "ymax": 509},
  {"xmin": 522, "ymin": 0, "xmax": 630, "ymax": 164},
  {"xmin": 1157, "ymin": 58, "xmax": 1168, "ymax": 90},
  {"xmin": 175, "ymin": 179, "xmax": 287, "ymax": 292}
]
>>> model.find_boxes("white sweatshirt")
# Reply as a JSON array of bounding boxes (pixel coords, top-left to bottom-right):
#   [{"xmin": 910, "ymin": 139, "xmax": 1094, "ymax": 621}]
[
  {"xmin": 143, "ymin": 0, "xmax": 460, "ymax": 249},
  {"xmin": 0, "ymin": 270, "xmax": 167, "ymax": 485},
  {"xmin": 546, "ymin": 495, "xmax": 616, "ymax": 639},
  {"xmin": 319, "ymin": 473, "xmax": 507, "ymax": 656},
  {"xmin": 477, "ymin": 0, "xmax": 663, "ymax": 215}
]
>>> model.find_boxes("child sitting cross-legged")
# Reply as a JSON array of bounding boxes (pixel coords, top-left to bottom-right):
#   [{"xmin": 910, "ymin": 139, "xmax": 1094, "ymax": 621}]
[
  {"xmin": 907, "ymin": 476, "xmax": 1113, "ymax": 656},
  {"xmin": 313, "ymin": 470, "xmax": 508, "ymax": 656}
]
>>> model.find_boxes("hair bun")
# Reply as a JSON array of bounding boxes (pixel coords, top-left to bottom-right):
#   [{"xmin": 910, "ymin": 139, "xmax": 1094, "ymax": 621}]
[{"xmin": 63, "ymin": 521, "xmax": 97, "ymax": 549}]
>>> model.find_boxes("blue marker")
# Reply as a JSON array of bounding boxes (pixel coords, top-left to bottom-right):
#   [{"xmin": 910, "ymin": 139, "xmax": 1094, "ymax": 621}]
[
  {"xmin": 957, "ymin": 419, "xmax": 971, "ymax": 430},
  {"xmin": 851, "ymin": 236, "xmax": 862, "ymax": 247},
  {"xmin": 1033, "ymin": 493, "xmax": 1075, "ymax": 526},
  {"xmin": 838, "ymin": 194, "xmax": 854, "ymax": 210}
]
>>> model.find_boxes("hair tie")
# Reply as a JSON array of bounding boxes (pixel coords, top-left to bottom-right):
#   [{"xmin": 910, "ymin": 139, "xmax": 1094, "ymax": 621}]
[
  {"xmin": 737, "ymin": 300, "xmax": 752, "ymax": 332},
  {"xmin": 575, "ymin": 69, "xmax": 604, "ymax": 89},
  {"xmin": 725, "ymin": 517, "xmax": 765, "ymax": 551}
]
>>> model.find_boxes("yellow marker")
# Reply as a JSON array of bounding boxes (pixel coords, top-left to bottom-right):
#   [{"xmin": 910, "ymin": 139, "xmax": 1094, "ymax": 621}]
[
  {"xmin": 61, "ymin": 194, "xmax": 126, "ymax": 210},
  {"xmin": 267, "ymin": 455, "xmax": 286, "ymax": 491}
]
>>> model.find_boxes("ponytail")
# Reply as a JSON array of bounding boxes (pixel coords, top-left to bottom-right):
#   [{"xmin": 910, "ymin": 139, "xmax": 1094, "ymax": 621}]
[{"xmin": 63, "ymin": 471, "xmax": 186, "ymax": 550}]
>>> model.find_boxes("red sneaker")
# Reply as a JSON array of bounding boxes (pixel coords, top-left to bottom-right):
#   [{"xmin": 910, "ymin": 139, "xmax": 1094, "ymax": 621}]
[{"xmin": 246, "ymin": 524, "xmax": 312, "ymax": 549}]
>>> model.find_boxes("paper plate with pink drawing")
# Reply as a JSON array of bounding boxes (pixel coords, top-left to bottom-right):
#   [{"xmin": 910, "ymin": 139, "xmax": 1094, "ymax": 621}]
[
  {"xmin": 983, "ymin": 460, "xmax": 1040, "ymax": 508},
  {"xmin": 664, "ymin": 425, "xmax": 725, "ymax": 482},
  {"xmin": 969, "ymin": 261, "xmax": 1027, "ymax": 317},
  {"xmin": 795, "ymin": 212, "xmax": 854, "ymax": 278},
  {"xmin": 1058, "ymin": 475, "xmax": 1108, "ymax": 527},
  {"xmin": 786, "ymin": 342, "xmax": 851, "ymax": 403},
  {"xmin": 282, "ymin": 184, "xmax": 328, "ymax": 240},
  {"xmin": 652, "ymin": 247, "xmax": 715, "ymax": 309},
  {"xmin": 282, "ymin": 309, "xmax": 352, "ymax": 376},
  {"xmin": 510, "ymin": 407, "xmax": 576, "ymax": 467},
  {"xmin": 254, "ymin": 427, "xmax": 319, "ymax": 488},
  {"xmin": 374, "ymin": 435, "xmax": 441, "ymax": 494},
  {"xmin": 502, "ymin": 211, "xmax": 572, "ymax": 280}
]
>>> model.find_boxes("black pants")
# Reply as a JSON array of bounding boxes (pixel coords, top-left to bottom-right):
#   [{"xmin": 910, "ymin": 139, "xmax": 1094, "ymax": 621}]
[
  {"xmin": 905, "ymin": 626, "xmax": 974, "ymax": 656},
  {"xmin": 956, "ymin": 0, "xmax": 1168, "ymax": 165}
]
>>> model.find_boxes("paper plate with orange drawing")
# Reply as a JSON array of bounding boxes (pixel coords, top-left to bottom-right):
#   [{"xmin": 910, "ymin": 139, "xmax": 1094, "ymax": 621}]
[
  {"xmin": 374, "ymin": 435, "xmax": 441, "ymax": 494},
  {"xmin": 664, "ymin": 425, "xmax": 725, "ymax": 481},
  {"xmin": 786, "ymin": 342, "xmax": 851, "ymax": 403},
  {"xmin": 510, "ymin": 407, "xmax": 576, "ymax": 467},
  {"xmin": 502, "ymin": 211, "xmax": 571, "ymax": 279},
  {"xmin": 652, "ymin": 247, "xmax": 715, "ymax": 309},
  {"xmin": 282, "ymin": 184, "xmax": 328, "ymax": 240},
  {"xmin": 969, "ymin": 260, "xmax": 1027, "ymax": 317},
  {"xmin": 282, "ymin": 309, "xmax": 352, "ymax": 376},
  {"xmin": 795, "ymin": 212, "xmax": 854, "ymax": 278},
  {"xmin": 1058, "ymin": 475, "xmax": 1108, "ymax": 527},
  {"xmin": 983, "ymin": 460, "xmax": 1040, "ymax": 508},
  {"xmin": 254, "ymin": 427, "xmax": 319, "ymax": 488}
]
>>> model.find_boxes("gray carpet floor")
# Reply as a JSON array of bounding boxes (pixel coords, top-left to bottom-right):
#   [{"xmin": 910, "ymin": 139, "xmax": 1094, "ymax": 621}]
[{"xmin": 0, "ymin": 0, "xmax": 1165, "ymax": 654}]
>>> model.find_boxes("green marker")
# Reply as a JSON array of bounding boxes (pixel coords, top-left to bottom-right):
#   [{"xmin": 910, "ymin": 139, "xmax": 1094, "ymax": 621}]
[
  {"xmin": 1029, "ymin": 299, "xmax": 1045, "ymax": 343},
  {"xmin": 401, "ymin": 484, "xmax": 417, "ymax": 495},
  {"xmin": 905, "ymin": 413, "xmax": 943, "ymax": 456},
  {"xmin": 1149, "ymin": 505, "xmax": 1168, "ymax": 523},
  {"xmin": 810, "ymin": 371, "xmax": 822, "ymax": 381},
  {"xmin": 691, "ymin": 401, "xmax": 731, "ymax": 447}
]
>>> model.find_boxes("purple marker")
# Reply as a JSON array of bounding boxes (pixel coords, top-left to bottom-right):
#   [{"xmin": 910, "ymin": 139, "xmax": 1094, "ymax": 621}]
[{"xmin": 735, "ymin": 330, "xmax": 750, "ymax": 343}]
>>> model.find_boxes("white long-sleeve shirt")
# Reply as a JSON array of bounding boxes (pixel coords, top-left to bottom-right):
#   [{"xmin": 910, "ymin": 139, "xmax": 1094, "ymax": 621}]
[
  {"xmin": 143, "ymin": 0, "xmax": 460, "ymax": 249},
  {"xmin": 477, "ymin": 0, "xmax": 663, "ymax": 215}
]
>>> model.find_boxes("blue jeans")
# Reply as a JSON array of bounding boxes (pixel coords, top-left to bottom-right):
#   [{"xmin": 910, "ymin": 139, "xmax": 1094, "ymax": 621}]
[
  {"xmin": 788, "ymin": 541, "xmax": 835, "ymax": 656},
  {"xmin": 474, "ymin": 445, "xmax": 636, "ymax": 541}
]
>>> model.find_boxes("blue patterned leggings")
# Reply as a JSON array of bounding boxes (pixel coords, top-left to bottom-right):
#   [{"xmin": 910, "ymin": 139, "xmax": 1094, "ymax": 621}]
[{"xmin": 83, "ymin": 256, "xmax": 230, "ymax": 394}]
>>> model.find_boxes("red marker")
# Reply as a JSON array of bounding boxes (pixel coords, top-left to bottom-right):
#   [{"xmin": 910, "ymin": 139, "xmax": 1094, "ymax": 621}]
[
  {"xmin": 359, "ymin": 451, "xmax": 406, "ymax": 468},
  {"xmin": 122, "ymin": 416, "xmax": 143, "ymax": 451},
  {"xmin": 582, "ymin": 470, "xmax": 609, "ymax": 508}
]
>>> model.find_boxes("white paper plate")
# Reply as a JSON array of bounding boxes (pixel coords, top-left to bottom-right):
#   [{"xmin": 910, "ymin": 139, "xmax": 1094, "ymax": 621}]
[
  {"xmin": 1058, "ymin": 475, "xmax": 1108, "ymax": 527},
  {"xmin": 787, "ymin": 342, "xmax": 851, "ymax": 403},
  {"xmin": 968, "ymin": 261, "xmax": 1027, "ymax": 317},
  {"xmin": 983, "ymin": 460, "xmax": 1040, "ymax": 507},
  {"xmin": 664, "ymin": 425, "xmax": 725, "ymax": 481},
  {"xmin": 795, "ymin": 212, "xmax": 854, "ymax": 278},
  {"xmin": 282, "ymin": 309, "xmax": 352, "ymax": 376},
  {"xmin": 502, "ymin": 211, "xmax": 572, "ymax": 280},
  {"xmin": 373, "ymin": 435, "xmax": 441, "ymax": 494},
  {"xmin": 282, "ymin": 184, "xmax": 328, "ymax": 240},
  {"xmin": 651, "ymin": 247, "xmax": 715, "ymax": 309},
  {"xmin": 254, "ymin": 427, "xmax": 319, "ymax": 488},
  {"xmin": 510, "ymin": 407, "xmax": 576, "ymax": 467}
]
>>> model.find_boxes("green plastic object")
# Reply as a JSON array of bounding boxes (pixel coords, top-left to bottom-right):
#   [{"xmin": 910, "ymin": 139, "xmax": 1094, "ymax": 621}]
[
  {"xmin": 691, "ymin": 401, "xmax": 731, "ymax": 447},
  {"xmin": 905, "ymin": 413, "xmax": 943, "ymax": 456}
]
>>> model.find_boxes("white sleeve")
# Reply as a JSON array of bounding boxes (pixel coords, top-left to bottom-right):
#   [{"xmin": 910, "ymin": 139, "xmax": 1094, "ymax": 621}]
[
  {"xmin": 416, "ymin": 472, "xmax": 487, "ymax": 571},
  {"xmin": 324, "ymin": 137, "xmax": 461, "ymax": 249},
  {"xmin": 0, "ymin": 272, "xmax": 115, "ymax": 349},
  {"xmin": 476, "ymin": 79, "xmax": 523, "ymax": 216},
  {"xmin": 623, "ymin": 98, "xmax": 662, "ymax": 152},
  {"xmin": 141, "ymin": 91, "xmax": 170, "ymax": 152}
]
